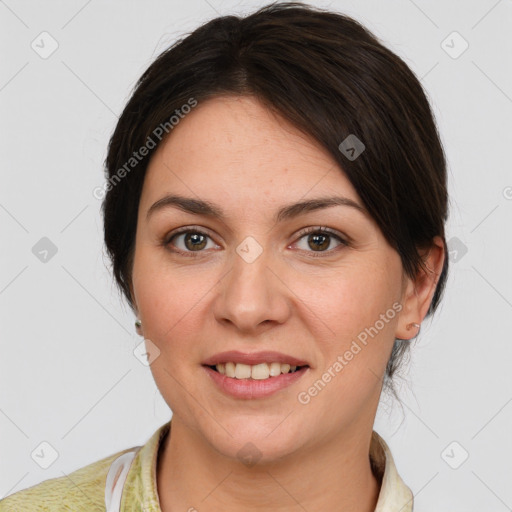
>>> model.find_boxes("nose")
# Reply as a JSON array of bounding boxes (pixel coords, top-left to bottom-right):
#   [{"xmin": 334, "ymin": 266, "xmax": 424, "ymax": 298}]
[{"xmin": 212, "ymin": 243, "xmax": 291, "ymax": 334}]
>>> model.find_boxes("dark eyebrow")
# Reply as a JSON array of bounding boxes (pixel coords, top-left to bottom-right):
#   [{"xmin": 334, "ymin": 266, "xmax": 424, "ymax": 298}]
[
  {"xmin": 274, "ymin": 196, "xmax": 367, "ymax": 222},
  {"xmin": 146, "ymin": 194, "xmax": 367, "ymax": 223},
  {"xmin": 146, "ymin": 195, "xmax": 224, "ymax": 221}
]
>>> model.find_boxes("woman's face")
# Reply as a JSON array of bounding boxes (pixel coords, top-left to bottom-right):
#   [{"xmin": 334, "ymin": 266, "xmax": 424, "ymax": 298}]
[{"xmin": 131, "ymin": 95, "xmax": 412, "ymax": 461}]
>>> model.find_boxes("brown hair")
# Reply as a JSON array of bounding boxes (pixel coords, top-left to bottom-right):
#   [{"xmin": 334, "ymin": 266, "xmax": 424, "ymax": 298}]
[{"xmin": 102, "ymin": 1, "xmax": 449, "ymax": 401}]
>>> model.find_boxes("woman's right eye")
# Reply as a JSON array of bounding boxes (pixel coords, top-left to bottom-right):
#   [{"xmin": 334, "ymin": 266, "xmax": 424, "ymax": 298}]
[{"xmin": 165, "ymin": 229, "xmax": 219, "ymax": 255}]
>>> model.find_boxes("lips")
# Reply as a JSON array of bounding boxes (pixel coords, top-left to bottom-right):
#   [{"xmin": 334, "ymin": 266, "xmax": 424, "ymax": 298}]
[
  {"xmin": 201, "ymin": 350, "xmax": 310, "ymax": 367},
  {"xmin": 203, "ymin": 363, "xmax": 309, "ymax": 399}
]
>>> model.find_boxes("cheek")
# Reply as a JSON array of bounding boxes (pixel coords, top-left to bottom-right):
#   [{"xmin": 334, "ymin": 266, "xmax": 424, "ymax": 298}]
[
  {"xmin": 293, "ymin": 268, "xmax": 397, "ymax": 422},
  {"xmin": 292, "ymin": 262, "xmax": 399, "ymax": 389},
  {"xmin": 139, "ymin": 279, "xmax": 194, "ymax": 341},
  {"xmin": 295, "ymin": 263, "xmax": 393, "ymax": 338},
  {"xmin": 132, "ymin": 248, "xmax": 218, "ymax": 353},
  {"xmin": 132, "ymin": 251, "xmax": 215, "ymax": 413}
]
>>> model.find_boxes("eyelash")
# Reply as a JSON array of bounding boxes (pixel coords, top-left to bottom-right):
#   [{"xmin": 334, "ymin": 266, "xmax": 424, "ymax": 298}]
[
  {"xmin": 162, "ymin": 226, "xmax": 348, "ymax": 258},
  {"xmin": 294, "ymin": 226, "xmax": 349, "ymax": 257}
]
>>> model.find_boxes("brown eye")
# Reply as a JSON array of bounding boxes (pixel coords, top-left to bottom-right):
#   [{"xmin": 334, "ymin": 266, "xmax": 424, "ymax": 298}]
[
  {"xmin": 183, "ymin": 232, "xmax": 207, "ymax": 251},
  {"xmin": 307, "ymin": 232, "xmax": 330, "ymax": 251},
  {"xmin": 293, "ymin": 227, "xmax": 348, "ymax": 255},
  {"xmin": 165, "ymin": 229, "xmax": 217, "ymax": 253}
]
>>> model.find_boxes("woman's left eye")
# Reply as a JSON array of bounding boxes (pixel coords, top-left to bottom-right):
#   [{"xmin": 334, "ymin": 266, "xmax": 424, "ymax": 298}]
[{"xmin": 292, "ymin": 227, "xmax": 348, "ymax": 255}]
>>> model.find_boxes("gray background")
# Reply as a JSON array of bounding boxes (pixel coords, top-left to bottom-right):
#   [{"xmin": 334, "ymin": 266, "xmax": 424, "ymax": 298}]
[{"xmin": 1, "ymin": 0, "xmax": 511, "ymax": 509}]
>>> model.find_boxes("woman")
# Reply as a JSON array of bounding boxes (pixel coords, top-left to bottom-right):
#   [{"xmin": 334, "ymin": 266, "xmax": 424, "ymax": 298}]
[{"xmin": 0, "ymin": 1, "xmax": 448, "ymax": 510}]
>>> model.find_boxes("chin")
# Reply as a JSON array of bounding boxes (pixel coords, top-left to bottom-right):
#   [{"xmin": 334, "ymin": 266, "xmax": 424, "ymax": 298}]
[{"xmin": 204, "ymin": 416, "xmax": 305, "ymax": 465}]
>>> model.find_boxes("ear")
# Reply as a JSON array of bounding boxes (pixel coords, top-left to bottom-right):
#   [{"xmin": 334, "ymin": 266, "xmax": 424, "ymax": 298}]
[{"xmin": 395, "ymin": 236, "xmax": 445, "ymax": 340}]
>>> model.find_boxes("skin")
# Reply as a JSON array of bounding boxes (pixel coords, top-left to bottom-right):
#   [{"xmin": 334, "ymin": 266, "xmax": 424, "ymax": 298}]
[{"xmin": 129, "ymin": 95, "xmax": 445, "ymax": 511}]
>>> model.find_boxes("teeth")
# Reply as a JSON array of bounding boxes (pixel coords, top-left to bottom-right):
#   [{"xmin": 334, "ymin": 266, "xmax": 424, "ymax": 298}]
[
  {"xmin": 225, "ymin": 362, "xmax": 236, "ymax": 378},
  {"xmin": 269, "ymin": 362, "xmax": 281, "ymax": 377},
  {"xmin": 235, "ymin": 363, "xmax": 251, "ymax": 379},
  {"xmin": 214, "ymin": 362, "xmax": 303, "ymax": 379},
  {"xmin": 251, "ymin": 363, "xmax": 269, "ymax": 380}
]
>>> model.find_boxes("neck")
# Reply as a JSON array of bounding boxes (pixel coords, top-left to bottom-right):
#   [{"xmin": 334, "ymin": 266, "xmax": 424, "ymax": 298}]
[{"xmin": 156, "ymin": 418, "xmax": 381, "ymax": 512}]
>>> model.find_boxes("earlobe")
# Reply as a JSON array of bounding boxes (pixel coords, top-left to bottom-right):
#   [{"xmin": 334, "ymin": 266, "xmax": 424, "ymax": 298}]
[{"xmin": 395, "ymin": 236, "xmax": 445, "ymax": 340}]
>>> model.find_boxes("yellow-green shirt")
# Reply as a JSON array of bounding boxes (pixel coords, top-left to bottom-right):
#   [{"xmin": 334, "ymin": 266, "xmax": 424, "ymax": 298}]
[{"xmin": 0, "ymin": 420, "xmax": 414, "ymax": 511}]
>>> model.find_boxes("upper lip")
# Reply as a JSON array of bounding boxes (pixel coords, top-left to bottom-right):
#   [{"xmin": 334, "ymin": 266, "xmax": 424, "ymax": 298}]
[{"xmin": 202, "ymin": 350, "xmax": 309, "ymax": 367}]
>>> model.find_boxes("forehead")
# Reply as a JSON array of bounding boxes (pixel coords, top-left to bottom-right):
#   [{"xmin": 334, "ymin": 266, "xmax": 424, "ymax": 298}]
[{"xmin": 141, "ymin": 95, "xmax": 361, "ymax": 213}]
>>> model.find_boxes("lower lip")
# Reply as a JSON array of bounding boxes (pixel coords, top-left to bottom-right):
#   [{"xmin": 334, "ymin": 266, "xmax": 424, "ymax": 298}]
[{"xmin": 203, "ymin": 365, "xmax": 309, "ymax": 399}]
